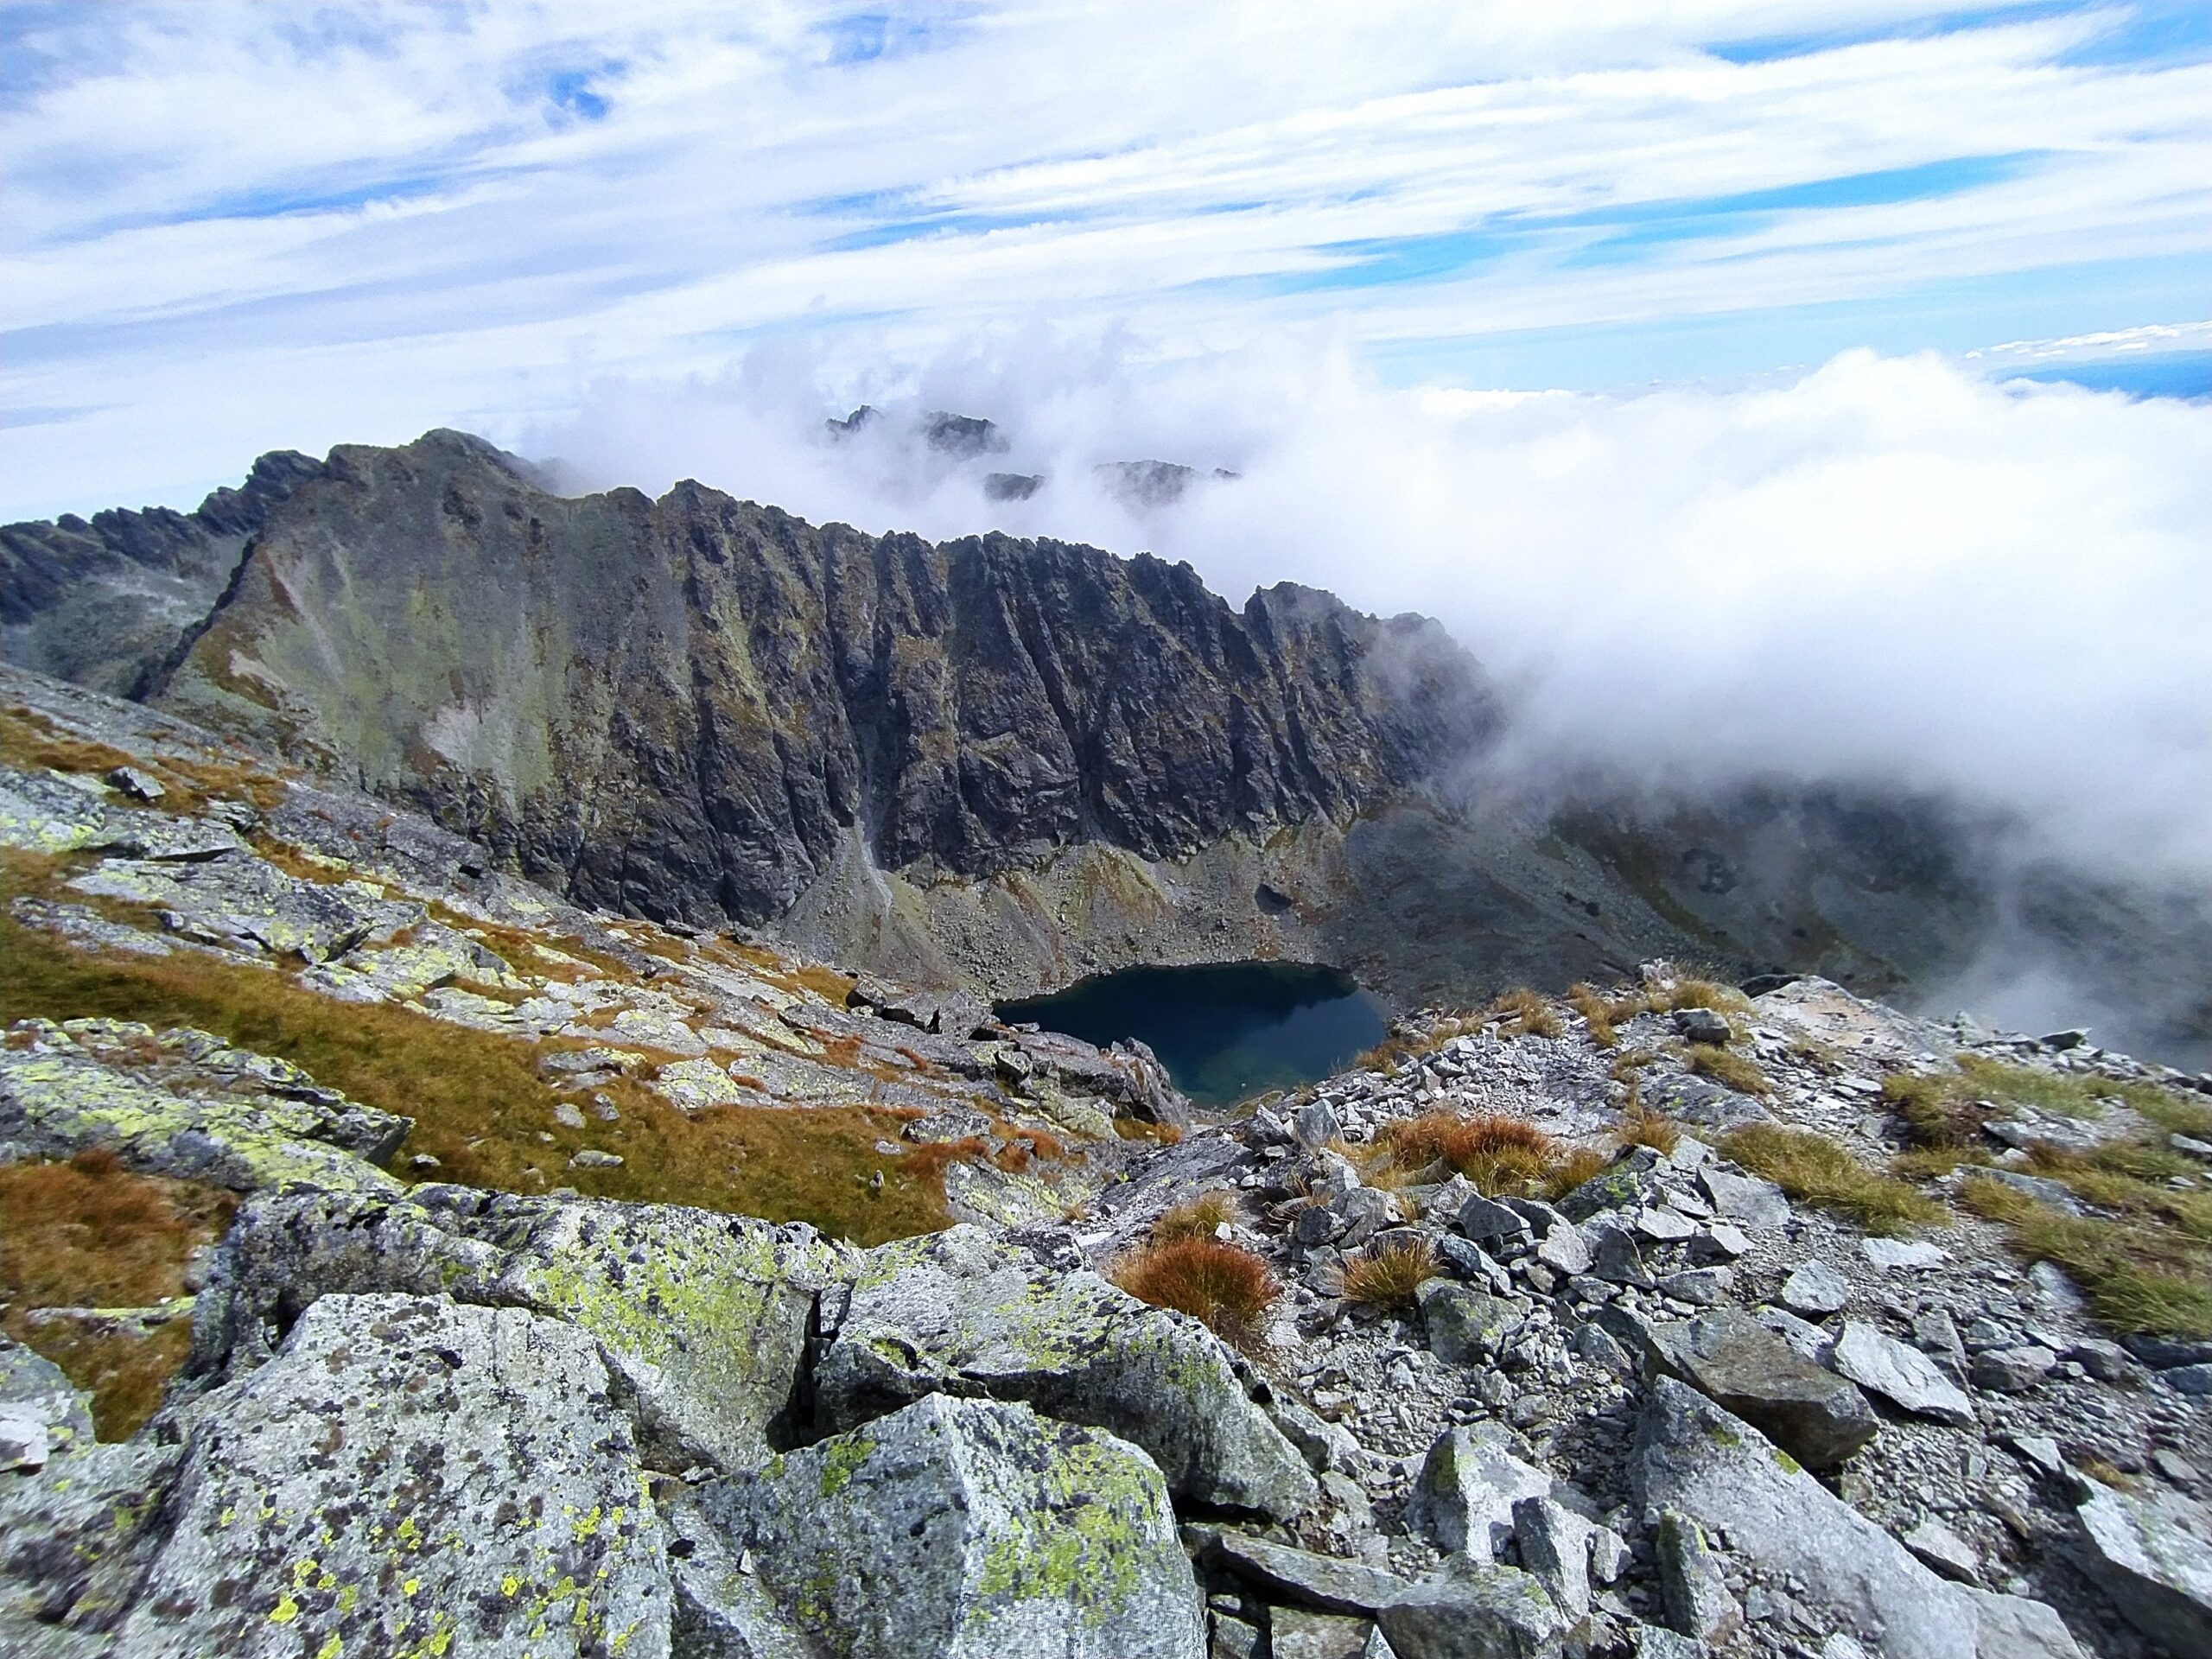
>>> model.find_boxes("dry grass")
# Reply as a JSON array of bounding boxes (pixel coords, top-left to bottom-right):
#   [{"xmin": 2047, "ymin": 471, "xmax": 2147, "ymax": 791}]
[
  {"xmin": 1686, "ymin": 1044, "xmax": 1772, "ymax": 1097},
  {"xmin": 1374, "ymin": 1110, "xmax": 1609, "ymax": 1202},
  {"xmin": 0, "ymin": 705, "xmax": 289, "ymax": 814},
  {"xmin": 1114, "ymin": 1116, "xmax": 1184, "ymax": 1145},
  {"xmin": 0, "ymin": 1149, "xmax": 237, "ymax": 1439},
  {"xmin": 1879, "ymin": 1057, "xmax": 2211, "ymax": 1153},
  {"xmin": 1546, "ymin": 1145, "xmax": 1611, "ymax": 1198},
  {"xmin": 1490, "ymin": 988, "xmax": 1563, "ymax": 1040},
  {"xmin": 1110, "ymin": 1236, "xmax": 1281, "ymax": 1351},
  {"xmin": 1340, "ymin": 1238, "xmax": 1438, "ymax": 1311},
  {"xmin": 0, "ymin": 910, "xmax": 954, "ymax": 1245},
  {"xmin": 1614, "ymin": 1103, "xmax": 1681, "ymax": 1156},
  {"xmin": 1721, "ymin": 1124, "xmax": 1945, "ymax": 1235},
  {"xmin": 1662, "ymin": 977, "xmax": 1754, "ymax": 1016},
  {"xmin": 1962, "ymin": 1175, "xmax": 2211, "ymax": 1337},
  {"xmin": 1567, "ymin": 982, "xmax": 1656, "ymax": 1049},
  {"xmin": 1152, "ymin": 1191, "xmax": 1237, "ymax": 1241}
]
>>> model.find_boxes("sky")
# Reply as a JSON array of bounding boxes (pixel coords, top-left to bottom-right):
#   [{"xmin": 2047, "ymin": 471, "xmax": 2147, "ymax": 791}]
[
  {"xmin": 3, "ymin": 3, "xmax": 2209, "ymax": 1027},
  {"xmin": 3, "ymin": 1, "xmax": 2209, "ymax": 520}
]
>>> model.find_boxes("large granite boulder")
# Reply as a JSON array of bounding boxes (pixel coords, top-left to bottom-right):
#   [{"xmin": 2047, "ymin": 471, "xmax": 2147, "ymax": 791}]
[
  {"xmin": 1631, "ymin": 1377, "xmax": 2069, "ymax": 1658},
  {"xmin": 190, "ymin": 1185, "xmax": 855, "ymax": 1471},
  {"xmin": 815, "ymin": 1225, "xmax": 1315, "ymax": 1518},
  {"xmin": 117, "ymin": 1294, "xmax": 671, "ymax": 1659},
  {"xmin": 673, "ymin": 1394, "xmax": 1204, "ymax": 1658},
  {"xmin": 0, "ymin": 1338, "xmax": 93, "ymax": 1474},
  {"xmin": 2075, "ymin": 1478, "xmax": 2212, "ymax": 1653},
  {"xmin": 1642, "ymin": 1307, "xmax": 1879, "ymax": 1469},
  {"xmin": 1376, "ymin": 1554, "xmax": 1566, "ymax": 1659}
]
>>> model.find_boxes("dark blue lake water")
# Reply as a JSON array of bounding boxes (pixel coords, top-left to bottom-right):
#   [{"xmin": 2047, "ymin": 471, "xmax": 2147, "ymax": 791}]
[{"xmin": 998, "ymin": 960, "xmax": 1388, "ymax": 1108}]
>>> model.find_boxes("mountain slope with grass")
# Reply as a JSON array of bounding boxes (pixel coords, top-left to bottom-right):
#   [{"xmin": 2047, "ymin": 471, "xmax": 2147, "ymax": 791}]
[{"xmin": 4, "ymin": 659, "xmax": 2210, "ymax": 1656}]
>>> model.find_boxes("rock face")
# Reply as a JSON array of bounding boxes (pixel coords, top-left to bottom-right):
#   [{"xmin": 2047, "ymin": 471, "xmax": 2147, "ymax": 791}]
[
  {"xmin": 0, "ymin": 449, "xmax": 322, "ymax": 698},
  {"xmin": 2074, "ymin": 1479, "xmax": 2212, "ymax": 1652},
  {"xmin": 123, "ymin": 1294, "xmax": 672, "ymax": 1659},
  {"xmin": 676, "ymin": 1395, "xmax": 1205, "ymax": 1658},
  {"xmin": 145, "ymin": 430, "xmax": 1484, "ymax": 934}
]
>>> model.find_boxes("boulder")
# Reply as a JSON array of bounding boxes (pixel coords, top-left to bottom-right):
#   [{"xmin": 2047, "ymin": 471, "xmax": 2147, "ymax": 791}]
[
  {"xmin": 0, "ymin": 1434, "xmax": 181, "ymax": 1633},
  {"xmin": 69, "ymin": 849, "xmax": 419, "ymax": 963},
  {"xmin": 1779, "ymin": 1259, "xmax": 1851, "ymax": 1316},
  {"xmin": 1269, "ymin": 1607, "xmax": 1385, "ymax": 1659},
  {"xmin": 117, "ymin": 1294, "xmax": 671, "ymax": 1659},
  {"xmin": 189, "ymin": 1185, "xmax": 855, "ymax": 1471},
  {"xmin": 1672, "ymin": 1008, "xmax": 1732, "ymax": 1046},
  {"xmin": 1418, "ymin": 1280, "xmax": 1524, "ymax": 1366},
  {"xmin": 1832, "ymin": 1322, "xmax": 1976, "ymax": 1427},
  {"xmin": 1969, "ymin": 1345, "xmax": 2057, "ymax": 1393},
  {"xmin": 1405, "ymin": 1424, "xmax": 1549, "ymax": 1559},
  {"xmin": 675, "ymin": 1395, "xmax": 1203, "ymax": 1659},
  {"xmin": 2075, "ymin": 1478, "xmax": 2212, "ymax": 1653},
  {"xmin": 1632, "ymin": 1377, "xmax": 2063, "ymax": 1658},
  {"xmin": 0, "ymin": 1338, "xmax": 93, "ymax": 1473},
  {"xmin": 1376, "ymin": 1555, "xmax": 1566, "ymax": 1659},
  {"xmin": 1203, "ymin": 1531, "xmax": 1410, "ymax": 1615},
  {"xmin": 1642, "ymin": 1308, "xmax": 1878, "ymax": 1469},
  {"xmin": 1698, "ymin": 1167, "xmax": 1790, "ymax": 1230},
  {"xmin": 814, "ymin": 1225, "xmax": 1315, "ymax": 1518},
  {"xmin": 1512, "ymin": 1495, "xmax": 1594, "ymax": 1621},
  {"xmin": 1654, "ymin": 1509, "xmax": 1741, "ymax": 1643}
]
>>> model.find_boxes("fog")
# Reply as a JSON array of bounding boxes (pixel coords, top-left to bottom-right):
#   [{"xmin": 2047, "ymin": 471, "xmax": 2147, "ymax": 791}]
[{"xmin": 534, "ymin": 335, "xmax": 2212, "ymax": 908}]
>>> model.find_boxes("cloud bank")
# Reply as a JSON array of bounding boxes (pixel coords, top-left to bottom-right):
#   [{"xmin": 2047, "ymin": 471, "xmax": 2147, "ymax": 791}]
[{"xmin": 535, "ymin": 338, "xmax": 2212, "ymax": 898}]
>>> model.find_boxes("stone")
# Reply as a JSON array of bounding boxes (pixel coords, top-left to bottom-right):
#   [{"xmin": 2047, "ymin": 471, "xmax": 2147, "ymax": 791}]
[
  {"xmin": 118, "ymin": 1294, "xmax": 672, "ymax": 1658},
  {"xmin": 1212, "ymin": 1612, "xmax": 1264, "ymax": 1659},
  {"xmin": 1960, "ymin": 1590, "xmax": 2086, "ymax": 1658},
  {"xmin": 552, "ymin": 1099, "xmax": 587, "ymax": 1128},
  {"xmin": 1643, "ymin": 1308, "xmax": 1878, "ymax": 1469},
  {"xmin": 1512, "ymin": 1495, "xmax": 1594, "ymax": 1620},
  {"xmin": 70, "ymin": 848, "xmax": 419, "ymax": 963},
  {"xmin": 1632, "ymin": 1378, "xmax": 2027, "ymax": 1659},
  {"xmin": 190, "ymin": 1185, "xmax": 854, "ymax": 1472},
  {"xmin": 569, "ymin": 1147, "xmax": 624, "ymax": 1168},
  {"xmin": 1586, "ymin": 1219, "xmax": 1651, "ymax": 1288},
  {"xmin": 2164, "ymin": 1362, "xmax": 2212, "ymax": 1395},
  {"xmin": 1630, "ymin": 1630, "xmax": 1701, "ymax": 1659},
  {"xmin": 1914, "ymin": 1308, "xmax": 1969, "ymax": 1375},
  {"xmin": 1535, "ymin": 1222, "xmax": 1593, "ymax": 1274},
  {"xmin": 678, "ymin": 1395, "xmax": 1203, "ymax": 1659},
  {"xmin": 0, "ymin": 1433, "xmax": 182, "ymax": 1635},
  {"xmin": 1780, "ymin": 1259, "xmax": 1850, "ymax": 1316},
  {"xmin": 1903, "ymin": 1517, "xmax": 1981, "ymax": 1583},
  {"xmin": 1419, "ymin": 1281, "xmax": 1523, "ymax": 1365},
  {"xmin": 2064, "ymin": 1337, "xmax": 2137, "ymax": 1382},
  {"xmin": 1204, "ymin": 1532, "xmax": 1409, "ymax": 1616},
  {"xmin": 1654, "ymin": 1510, "xmax": 1742, "ymax": 1643},
  {"xmin": 1672, "ymin": 1008, "xmax": 1732, "ymax": 1046},
  {"xmin": 1832, "ymin": 1321, "xmax": 1976, "ymax": 1427},
  {"xmin": 1271, "ymin": 1608, "xmax": 1381, "ymax": 1659},
  {"xmin": 1698, "ymin": 1167, "xmax": 1789, "ymax": 1229},
  {"xmin": 1377, "ymin": 1555, "xmax": 1567, "ymax": 1659},
  {"xmin": 1294, "ymin": 1101, "xmax": 1344, "ymax": 1149},
  {"xmin": 1655, "ymin": 1268, "xmax": 1731, "ymax": 1306},
  {"xmin": 1970, "ymin": 1345, "xmax": 2057, "ymax": 1393},
  {"xmin": 1978, "ymin": 1168, "xmax": 2086, "ymax": 1215},
  {"xmin": 2075, "ymin": 1478, "xmax": 2212, "ymax": 1653},
  {"xmin": 0, "ymin": 1338, "xmax": 93, "ymax": 1474},
  {"xmin": 1457, "ymin": 1192, "xmax": 1531, "ymax": 1243},
  {"xmin": 105, "ymin": 764, "xmax": 166, "ymax": 801},
  {"xmin": 1634, "ymin": 1205, "xmax": 1698, "ymax": 1243},
  {"xmin": 1405, "ymin": 1424, "xmax": 1549, "ymax": 1559},
  {"xmin": 814, "ymin": 1225, "xmax": 1315, "ymax": 1519},
  {"xmin": 1860, "ymin": 1237, "xmax": 1947, "ymax": 1270}
]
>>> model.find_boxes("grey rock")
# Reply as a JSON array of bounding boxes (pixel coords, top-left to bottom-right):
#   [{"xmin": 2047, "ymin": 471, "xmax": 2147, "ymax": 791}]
[
  {"xmin": 2064, "ymin": 1337, "xmax": 2137, "ymax": 1382},
  {"xmin": 1586, "ymin": 1220, "xmax": 1651, "ymax": 1288},
  {"xmin": 1418, "ymin": 1281, "xmax": 1523, "ymax": 1366},
  {"xmin": 2075, "ymin": 1478, "xmax": 2212, "ymax": 1653},
  {"xmin": 1512, "ymin": 1495, "xmax": 1595, "ymax": 1620},
  {"xmin": 680, "ymin": 1395, "xmax": 1203, "ymax": 1659},
  {"xmin": 1959, "ymin": 1589, "xmax": 2086, "ymax": 1658},
  {"xmin": 1632, "ymin": 1378, "xmax": 2009, "ymax": 1658},
  {"xmin": 1979, "ymin": 1168, "xmax": 2086, "ymax": 1215},
  {"xmin": 2164, "ymin": 1362, "xmax": 2212, "ymax": 1395},
  {"xmin": 1832, "ymin": 1321, "xmax": 1976, "ymax": 1426},
  {"xmin": 1204, "ymin": 1531, "xmax": 1409, "ymax": 1615},
  {"xmin": 1405, "ymin": 1424, "xmax": 1549, "ymax": 1559},
  {"xmin": 1643, "ymin": 1308, "xmax": 1878, "ymax": 1469},
  {"xmin": 1534, "ymin": 1224, "xmax": 1593, "ymax": 1276},
  {"xmin": 1672, "ymin": 1008, "xmax": 1732, "ymax": 1046},
  {"xmin": 119, "ymin": 1294, "xmax": 671, "ymax": 1659},
  {"xmin": 1655, "ymin": 1268, "xmax": 1731, "ymax": 1306},
  {"xmin": 1914, "ymin": 1308, "xmax": 1969, "ymax": 1376},
  {"xmin": 105, "ymin": 764, "xmax": 166, "ymax": 801},
  {"xmin": 569, "ymin": 1147, "xmax": 624, "ymax": 1168},
  {"xmin": 1753, "ymin": 1304, "xmax": 1836, "ymax": 1362},
  {"xmin": 1860, "ymin": 1237, "xmax": 1947, "ymax": 1270},
  {"xmin": 1654, "ymin": 1510, "xmax": 1742, "ymax": 1643},
  {"xmin": 1780, "ymin": 1259, "xmax": 1850, "ymax": 1316},
  {"xmin": 0, "ymin": 1337, "xmax": 93, "ymax": 1473},
  {"xmin": 1211, "ymin": 1611, "xmax": 1264, "ymax": 1659},
  {"xmin": 1903, "ymin": 1517, "xmax": 1980, "ymax": 1584},
  {"xmin": 1295, "ymin": 1101, "xmax": 1345, "ymax": 1149},
  {"xmin": 815, "ymin": 1225, "xmax": 1315, "ymax": 1518},
  {"xmin": 1457, "ymin": 1193, "xmax": 1531, "ymax": 1243},
  {"xmin": 190, "ymin": 1185, "xmax": 853, "ymax": 1472},
  {"xmin": 70, "ymin": 848, "xmax": 419, "ymax": 963},
  {"xmin": 1697, "ymin": 1167, "xmax": 1789, "ymax": 1230},
  {"xmin": 1435, "ymin": 1235, "xmax": 1508, "ymax": 1291},
  {"xmin": 1970, "ymin": 1345, "xmax": 2057, "ymax": 1393},
  {"xmin": 1271, "ymin": 1608, "xmax": 1382, "ymax": 1659},
  {"xmin": 0, "ymin": 1430, "xmax": 181, "ymax": 1631},
  {"xmin": 1633, "ymin": 1205, "xmax": 1698, "ymax": 1243},
  {"xmin": 1630, "ymin": 1630, "xmax": 1702, "ymax": 1659},
  {"xmin": 1377, "ymin": 1555, "xmax": 1567, "ymax": 1659}
]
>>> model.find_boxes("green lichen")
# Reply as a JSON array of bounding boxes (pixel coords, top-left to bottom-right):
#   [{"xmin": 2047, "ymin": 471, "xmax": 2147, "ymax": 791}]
[{"xmin": 817, "ymin": 1433, "xmax": 873, "ymax": 1498}]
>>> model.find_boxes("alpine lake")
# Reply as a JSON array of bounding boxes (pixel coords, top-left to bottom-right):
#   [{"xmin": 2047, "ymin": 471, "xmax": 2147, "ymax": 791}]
[{"xmin": 997, "ymin": 959, "xmax": 1388, "ymax": 1109}]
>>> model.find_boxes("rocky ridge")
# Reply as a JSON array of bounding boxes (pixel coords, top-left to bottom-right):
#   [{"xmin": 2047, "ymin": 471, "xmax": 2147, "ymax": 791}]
[{"xmin": 3, "ymin": 663, "xmax": 2209, "ymax": 1656}]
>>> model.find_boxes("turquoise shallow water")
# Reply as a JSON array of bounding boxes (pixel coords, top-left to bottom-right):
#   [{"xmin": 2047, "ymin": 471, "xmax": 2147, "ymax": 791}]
[{"xmin": 998, "ymin": 960, "xmax": 1388, "ymax": 1108}]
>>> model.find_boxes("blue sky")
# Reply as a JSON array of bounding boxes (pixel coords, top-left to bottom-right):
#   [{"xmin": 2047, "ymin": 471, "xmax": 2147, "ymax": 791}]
[{"xmin": 0, "ymin": 0, "xmax": 2207, "ymax": 518}]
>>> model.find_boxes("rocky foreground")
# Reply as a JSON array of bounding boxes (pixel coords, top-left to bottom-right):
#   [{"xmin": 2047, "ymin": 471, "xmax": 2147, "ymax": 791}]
[{"xmin": 2, "ymin": 661, "xmax": 2209, "ymax": 1659}]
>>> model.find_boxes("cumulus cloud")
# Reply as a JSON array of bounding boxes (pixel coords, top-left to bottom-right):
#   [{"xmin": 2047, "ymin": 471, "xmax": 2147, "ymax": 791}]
[{"xmin": 534, "ymin": 336, "xmax": 2212, "ymax": 895}]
